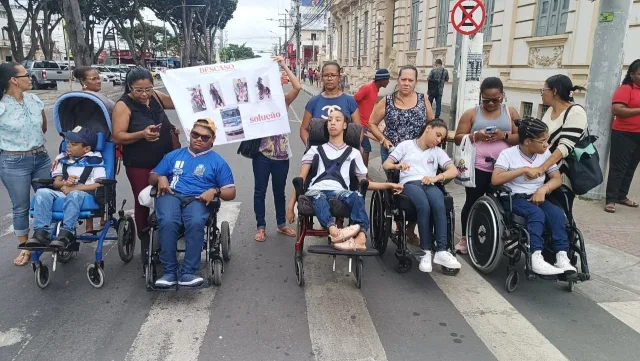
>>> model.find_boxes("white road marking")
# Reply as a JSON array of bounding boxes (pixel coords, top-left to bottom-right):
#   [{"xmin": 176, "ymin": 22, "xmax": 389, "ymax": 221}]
[
  {"xmin": 0, "ymin": 214, "xmax": 14, "ymax": 237},
  {"xmin": 290, "ymin": 104, "xmax": 302, "ymax": 123},
  {"xmin": 0, "ymin": 327, "xmax": 27, "ymax": 347},
  {"xmin": 303, "ymin": 237, "xmax": 388, "ymax": 361},
  {"xmin": 598, "ymin": 301, "xmax": 640, "ymax": 334},
  {"xmin": 124, "ymin": 202, "xmax": 241, "ymax": 361},
  {"xmin": 429, "ymin": 257, "xmax": 570, "ymax": 361}
]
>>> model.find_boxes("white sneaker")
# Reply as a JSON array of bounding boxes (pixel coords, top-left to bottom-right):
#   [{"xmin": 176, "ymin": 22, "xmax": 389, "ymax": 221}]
[
  {"xmin": 419, "ymin": 250, "xmax": 432, "ymax": 273},
  {"xmin": 531, "ymin": 251, "xmax": 563, "ymax": 275},
  {"xmin": 554, "ymin": 251, "xmax": 577, "ymax": 274},
  {"xmin": 433, "ymin": 251, "xmax": 462, "ymax": 269}
]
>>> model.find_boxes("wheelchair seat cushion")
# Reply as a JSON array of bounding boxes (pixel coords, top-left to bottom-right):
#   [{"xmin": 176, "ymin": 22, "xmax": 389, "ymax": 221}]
[
  {"xmin": 29, "ymin": 191, "xmax": 100, "ymax": 220},
  {"xmin": 297, "ymin": 195, "xmax": 351, "ymax": 218},
  {"xmin": 393, "ymin": 192, "xmax": 454, "ymax": 221}
]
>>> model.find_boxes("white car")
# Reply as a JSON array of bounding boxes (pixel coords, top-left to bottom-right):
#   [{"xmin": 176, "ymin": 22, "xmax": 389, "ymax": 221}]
[
  {"xmin": 107, "ymin": 66, "xmax": 125, "ymax": 85},
  {"xmin": 93, "ymin": 65, "xmax": 119, "ymax": 83}
]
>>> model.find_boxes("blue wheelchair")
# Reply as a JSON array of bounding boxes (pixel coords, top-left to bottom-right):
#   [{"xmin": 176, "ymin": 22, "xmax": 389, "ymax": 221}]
[{"xmin": 24, "ymin": 91, "xmax": 136, "ymax": 289}]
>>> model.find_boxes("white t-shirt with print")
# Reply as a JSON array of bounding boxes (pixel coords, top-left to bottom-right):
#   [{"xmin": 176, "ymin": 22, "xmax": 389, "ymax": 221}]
[
  {"xmin": 302, "ymin": 143, "xmax": 367, "ymax": 192},
  {"xmin": 51, "ymin": 151, "xmax": 107, "ymax": 186},
  {"xmin": 494, "ymin": 146, "xmax": 559, "ymax": 195},
  {"xmin": 388, "ymin": 140, "xmax": 453, "ymax": 185}
]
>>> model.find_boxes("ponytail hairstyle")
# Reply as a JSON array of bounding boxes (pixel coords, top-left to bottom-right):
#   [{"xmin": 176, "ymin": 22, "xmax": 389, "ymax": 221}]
[
  {"xmin": 515, "ymin": 117, "xmax": 548, "ymax": 144},
  {"xmin": 0, "ymin": 62, "xmax": 20, "ymax": 100},
  {"xmin": 545, "ymin": 74, "xmax": 586, "ymax": 103},
  {"xmin": 622, "ymin": 59, "xmax": 640, "ymax": 86},
  {"xmin": 393, "ymin": 65, "xmax": 418, "ymax": 105},
  {"xmin": 416, "ymin": 118, "xmax": 449, "ymax": 139},
  {"xmin": 124, "ymin": 66, "xmax": 153, "ymax": 95},
  {"xmin": 73, "ymin": 66, "xmax": 95, "ymax": 88}
]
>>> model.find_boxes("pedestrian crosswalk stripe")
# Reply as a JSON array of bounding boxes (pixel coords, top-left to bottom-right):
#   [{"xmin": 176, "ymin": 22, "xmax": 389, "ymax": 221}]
[
  {"xmin": 598, "ymin": 301, "xmax": 640, "ymax": 334},
  {"xmin": 124, "ymin": 202, "xmax": 241, "ymax": 361}
]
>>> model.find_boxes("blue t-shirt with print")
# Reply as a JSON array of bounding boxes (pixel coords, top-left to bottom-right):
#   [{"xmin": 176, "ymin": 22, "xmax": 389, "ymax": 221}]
[
  {"xmin": 152, "ymin": 148, "xmax": 235, "ymax": 197},
  {"xmin": 305, "ymin": 93, "xmax": 358, "ymax": 120}
]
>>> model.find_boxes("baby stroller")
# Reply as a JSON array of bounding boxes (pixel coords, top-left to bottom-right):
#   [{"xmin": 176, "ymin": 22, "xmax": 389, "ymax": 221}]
[{"xmin": 25, "ymin": 91, "xmax": 136, "ymax": 289}]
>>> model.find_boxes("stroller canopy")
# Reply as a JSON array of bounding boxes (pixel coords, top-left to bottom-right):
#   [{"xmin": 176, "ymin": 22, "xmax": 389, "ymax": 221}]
[{"xmin": 53, "ymin": 91, "xmax": 115, "ymax": 137}]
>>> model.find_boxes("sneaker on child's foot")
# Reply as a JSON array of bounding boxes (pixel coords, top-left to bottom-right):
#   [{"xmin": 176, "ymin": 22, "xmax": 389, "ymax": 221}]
[
  {"xmin": 455, "ymin": 237, "xmax": 468, "ymax": 255},
  {"xmin": 155, "ymin": 273, "xmax": 177, "ymax": 288},
  {"xmin": 419, "ymin": 251, "xmax": 433, "ymax": 273},
  {"xmin": 178, "ymin": 273, "xmax": 204, "ymax": 287},
  {"xmin": 531, "ymin": 250, "xmax": 563, "ymax": 275},
  {"xmin": 554, "ymin": 251, "xmax": 577, "ymax": 274},
  {"xmin": 433, "ymin": 251, "xmax": 462, "ymax": 269}
]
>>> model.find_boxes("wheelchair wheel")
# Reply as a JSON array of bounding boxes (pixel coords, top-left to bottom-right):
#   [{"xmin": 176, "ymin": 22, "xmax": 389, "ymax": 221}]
[
  {"xmin": 57, "ymin": 250, "xmax": 74, "ymax": 264},
  {"xmin": 117, "ymin": 215, "xmax": 136, "ymax": 263},
  {"xmin": 355, "ymin": 258, "xmax": 363, "ymax": 289},
  {"xmin": 220, "ymin": 221, "xmax": 231, "ymax": 261},
  {"xmin": 212, "ymin": 259, "xmax": 222, "ymax": 286},
  {"xmin": 369, "ymin": 191, "xmax": 388, "ymax": 255},
  {"xmin": 396, "ymin": 256, "xmax": 412, "ymax": 274},
  {"xmin": 467, "ymin": 196, "xmax": 505, "ymax": 274},
  {"xmin": 295, "ymin": 257, "xmax": 304, "ymax": 287},
  {"xmin": 87, "ymin": 263, "xmax": 105, "ymax": 288},
  {"xmin": 34, "ymin": 262, "xmax": 50, "ymax": 289},
  {"xmin": 505, "ymin": 271, "xmax": 519, "ymax": 293}
]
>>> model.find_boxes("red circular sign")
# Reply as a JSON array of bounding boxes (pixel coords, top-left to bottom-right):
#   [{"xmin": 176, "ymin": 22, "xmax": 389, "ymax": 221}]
[{"xmin": 451, "ymin": 0, "xmax": 486, "ymax": 36}]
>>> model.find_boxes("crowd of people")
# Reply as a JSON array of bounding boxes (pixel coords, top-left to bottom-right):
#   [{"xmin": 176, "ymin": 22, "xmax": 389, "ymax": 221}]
[{"xmin": 0, "ymin": 55, "xmax": 639, "ymax": 285}]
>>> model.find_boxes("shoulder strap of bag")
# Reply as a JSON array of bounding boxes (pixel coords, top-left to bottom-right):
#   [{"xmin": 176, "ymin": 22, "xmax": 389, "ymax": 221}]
[{"xmin": 153, "ymin": 91, "xmax": 166, "ymax": 109}]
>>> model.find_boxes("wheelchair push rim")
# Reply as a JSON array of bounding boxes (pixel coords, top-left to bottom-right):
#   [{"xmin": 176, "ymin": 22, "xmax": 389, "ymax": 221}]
[{"xmin": 467, "ymin": 196, "xmax": 504, "ymax": 274}]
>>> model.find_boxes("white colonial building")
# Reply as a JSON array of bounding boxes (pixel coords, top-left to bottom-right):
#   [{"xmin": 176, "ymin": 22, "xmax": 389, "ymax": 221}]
[{"xmin": 329, "ymin": 0, "xmax": 640, "ymax": 117}]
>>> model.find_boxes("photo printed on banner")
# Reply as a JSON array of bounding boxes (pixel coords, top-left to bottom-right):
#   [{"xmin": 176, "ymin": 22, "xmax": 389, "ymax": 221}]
[
  {"xmin": 233, "ymin": 77, "xmax": 249, "ymax": 103},
  {"xmin": 209, "ymin": 81, "xmax": 225, "ymax": 108},
  {"xmin": 466, "ymin": 53, "xmax": 483, "ymax": 81},
  {"xmin": 255, "ymin": 76, "xmax": 272, "ymax": 101},
  {"xmin": 220, "ymin": 107, "xmax": 245, "ymax": 141},
  {"xmin": 187, "ymin": 85, "xmax": 207, "ymax": 113}
]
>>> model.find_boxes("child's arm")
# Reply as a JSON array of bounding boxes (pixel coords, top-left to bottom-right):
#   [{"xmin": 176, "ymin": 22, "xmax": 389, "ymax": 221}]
[
  {"xmin": 52, "ymin": 176, "xmax": 66, "ymax": 190},
  {"xmin": 286, "ymin": 164, "xmax": 312, "ymax": 223},
  {"xmin": 363, "ymin": 179, "xmax": 403, "ymax": 193}
]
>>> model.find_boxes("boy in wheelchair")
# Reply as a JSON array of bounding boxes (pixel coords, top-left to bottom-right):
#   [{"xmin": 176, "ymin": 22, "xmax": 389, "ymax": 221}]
[
  {"xmin": 382, "ymin": 119, "xmax": 461, "ymax": 272},
  {"xmin": 491, "ymin": 118, "xmax": 576, "ymax": 276},
  {"xmin": 286, "ymin": 110, "xmax": 402, "ymax": 251},
  {"xmin": 149, "ymin": 118, "xmax": 236, "ymax": 288},
  {"xmin": 24, "ymin": 126, "xmax": 105, "ymax": 249}
]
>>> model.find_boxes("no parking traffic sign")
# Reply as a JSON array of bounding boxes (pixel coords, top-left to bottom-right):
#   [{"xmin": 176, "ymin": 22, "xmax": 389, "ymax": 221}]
[{"xmin": 451, "ymin": 0, "xmax": 486, "ymax": 36}]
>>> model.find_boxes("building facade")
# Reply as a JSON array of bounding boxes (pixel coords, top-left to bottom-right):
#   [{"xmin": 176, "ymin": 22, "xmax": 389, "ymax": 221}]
[{"xmin": 330, "ymin": 0, "xmax": 640, "ymax": 118}]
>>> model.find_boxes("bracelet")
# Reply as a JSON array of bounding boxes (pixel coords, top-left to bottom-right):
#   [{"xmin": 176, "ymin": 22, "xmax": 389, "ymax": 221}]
[{"xmin": 503, "ymin": 133, "xmax": 508, "ymax": 140}]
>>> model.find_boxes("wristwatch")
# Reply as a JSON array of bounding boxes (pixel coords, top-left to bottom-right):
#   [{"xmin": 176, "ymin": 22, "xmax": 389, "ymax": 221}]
[
  {"xmin": 503, "ymin": 133, "xmax": 508, "ymax": 140},
  {"xmin": 213, "ymin": 187, "xmax": 221, "ymax": 196}
]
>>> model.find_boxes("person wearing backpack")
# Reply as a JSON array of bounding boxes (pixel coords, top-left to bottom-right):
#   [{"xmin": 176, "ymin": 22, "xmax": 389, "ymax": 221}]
[
  {"xmin": 605, "ymin": 59, "xmax": 640, "ymax": 213},
  {"xmin": 427, "ymin": 59, "xmax": 449, "ymax": 118}
]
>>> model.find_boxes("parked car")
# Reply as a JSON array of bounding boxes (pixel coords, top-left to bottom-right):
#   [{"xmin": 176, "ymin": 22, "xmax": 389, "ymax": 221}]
[
  {"xmin": 93, "ymin": 65, "xmax": 119, "ymax": 84},
  {"xmin": 107, "ymin": 66, "xmax": 125, "ymax": 85},
  {"xmin": 23, "ymin": 60, "xmax": 69, "ymax": 90}
]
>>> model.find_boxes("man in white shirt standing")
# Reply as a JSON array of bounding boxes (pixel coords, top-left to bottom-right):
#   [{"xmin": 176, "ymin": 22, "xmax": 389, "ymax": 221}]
[{"xmin": 492, "ymin": 118, "xmax": 577, "ymax": 276}]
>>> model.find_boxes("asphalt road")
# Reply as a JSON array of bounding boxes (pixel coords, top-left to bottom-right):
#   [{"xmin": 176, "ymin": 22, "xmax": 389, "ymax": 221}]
[{"xmin": 0, "ymin": 88, "xmax": 638, "ymax": 361}]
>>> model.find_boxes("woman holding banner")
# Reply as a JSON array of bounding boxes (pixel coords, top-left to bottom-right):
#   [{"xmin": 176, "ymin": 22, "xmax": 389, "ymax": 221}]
[
  {"xmin": 252, "ymin": 56, "xmax": 301, "ymax": 242},
  {"xmin": 112, "ymin": 67, "xmax": 176, "ymax": 264}
]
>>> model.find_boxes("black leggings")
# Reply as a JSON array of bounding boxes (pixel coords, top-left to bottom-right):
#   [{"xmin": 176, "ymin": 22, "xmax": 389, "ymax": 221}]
[{"xmin": 461, "ymin": 169, "xmax": 493, "ymax": 236}]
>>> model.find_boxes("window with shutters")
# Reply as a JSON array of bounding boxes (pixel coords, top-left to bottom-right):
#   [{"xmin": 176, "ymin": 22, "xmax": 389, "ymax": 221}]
[
  {"xmin": 481, "ymin": 0, "xmax": 495, "ymax": 41},
  {"xmin": 521, "ymin": 102, "xmax": 533, "ymax": 117},
  {"xmin": 436, "ymin": 0, "xmax": 450, "ymax": 47},
  {"xmin": 535, "ymin": 0, "xmax": 570, "ymax": 37},
  {"xmin": 346, "ymin": 21, "xmax": 350, "ymax": 64},
  {"xmin": 354, "ymin": 16, "xmax": 358, "ymax": 58},
  {"xmin": 363, "ymin": 11, "xmax": 369, "ymax": 53},
  {"xmin": 409, "ymin": 0, "xmax": 420, "ymax": 50}
]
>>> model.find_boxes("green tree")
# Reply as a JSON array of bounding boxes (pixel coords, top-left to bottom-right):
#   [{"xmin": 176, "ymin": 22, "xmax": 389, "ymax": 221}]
[{"xmin": 220, "ymin": 43, "xmax": 258, "ymax": 62}]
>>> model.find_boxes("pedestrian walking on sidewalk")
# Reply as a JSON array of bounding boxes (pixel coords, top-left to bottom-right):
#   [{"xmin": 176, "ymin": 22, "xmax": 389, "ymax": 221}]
[
  {"xmin": 605, "ymin": 59, "xmax": 640, "ymax": 213},
  {"xmin": 454, "ymin": 77, "xmax": 520, "ymax": 254},
  {"xmin": 0, "ymin": 62, "xmax": 52, "ymax": 266},
  {"xmin": 252, "ymin": 56, "xmax": 301, "ymax": 242},
  {"xmin": 427, "ymin": 59, "xmax": 449, "ymax": 119},
  {"xmin": 354, "ymin": 68, "xmax": 390, "ymax": 167}
]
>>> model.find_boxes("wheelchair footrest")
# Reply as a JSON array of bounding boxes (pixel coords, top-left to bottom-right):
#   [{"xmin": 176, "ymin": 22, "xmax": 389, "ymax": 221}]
[
  {"xmin": 19, "ymin": 241, "xmax": 80, "ymax": 252},
  {"xmin": 307, "ymin": 244, "xmax": 379, "ymax": 257},
  {"xmin": 147, "ymin": 282, "xmax": 210, "ymax": 292}
]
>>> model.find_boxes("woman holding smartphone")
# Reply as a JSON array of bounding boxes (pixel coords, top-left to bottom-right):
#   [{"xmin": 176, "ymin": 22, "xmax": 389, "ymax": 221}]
[{"xmin": 454, "ymin": 77, "xmax": 520, "ymax": 254}]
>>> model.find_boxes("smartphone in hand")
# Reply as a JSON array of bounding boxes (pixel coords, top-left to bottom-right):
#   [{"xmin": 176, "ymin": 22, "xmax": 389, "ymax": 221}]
[
  {"xmin": 151, "ymin": 124, "xmax": 162, "ymax": 133},
  {"xmin": 485, "ymin": 126, "xmax": 497, "ymax": 134}
]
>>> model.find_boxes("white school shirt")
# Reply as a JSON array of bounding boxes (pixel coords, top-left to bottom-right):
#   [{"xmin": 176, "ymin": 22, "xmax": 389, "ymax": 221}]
[
  {"xmin": 494, "ymin": 146, "xmax": 559, "ymax": 195},
  {"xmin": 51, "ymin": 151, "xmax": 107, "ymax": 186},
  {"xmin": 388, "ymin": 140, "xmax": 453, "ymax": 185},
  {"xmin": 302, "ymin": 142, "xmax": 368, "ymax": 192}
]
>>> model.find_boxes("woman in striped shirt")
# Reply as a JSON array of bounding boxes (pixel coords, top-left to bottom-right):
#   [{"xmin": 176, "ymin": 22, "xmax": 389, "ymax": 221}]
[{"xmin": 526, "ymin": 75, "xmax": 587, "ymax": 210}]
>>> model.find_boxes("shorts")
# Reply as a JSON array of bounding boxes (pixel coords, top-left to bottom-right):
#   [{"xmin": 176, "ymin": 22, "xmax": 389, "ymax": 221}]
[{"xmin": 361, "ymin": 129, "xmax": 371, "ymax": 153}]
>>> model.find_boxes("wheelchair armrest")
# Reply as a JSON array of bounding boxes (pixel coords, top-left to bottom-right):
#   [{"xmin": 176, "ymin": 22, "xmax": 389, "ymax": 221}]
[
  {"xmin": 150, "ymin": 186, "xmax": 158, "ymax": 198},
  {"xmin": 32, "ymin": 178, "xmax": 54, "ymax": 185},
  {"xmin": 292, "ymin": 177, "xmax": 304, "ymax": 200},
  {"xmin": 206, "ymin": 196, "xmax": 221, "ymax": 213},
  {"xmin": 492, "ymin": 185, "xmax": 513, "ymax": 194},
  {"xmin": 359, "ymin": 179, "xmax": 369, "ymax": 199},
  {"xmin": 96, "ymin": 179, "xmax": 117, "ymax": 185}
]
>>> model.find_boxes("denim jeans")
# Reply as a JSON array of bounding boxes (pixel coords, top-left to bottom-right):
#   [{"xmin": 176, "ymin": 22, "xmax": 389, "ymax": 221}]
[
  {"xmin": 32, "ymin": 188, "xmax": 88, "ymax": 233},
  {"xmin": 252, "ymin": 153, "xmax": 289, "ymax": 229},
  {"xmin": 306, "ymin": 190, "xmax": 369, "ymax": 231},
  {"xmin": 380, "ymin": 146, "xmax": 390, "ymax": 163},
  {"xmin": 155, "ymin": 193, "xmax": 210, "ymax": 275},
  {"xmin": 510, "ymin": 198, "xmax": 568, "ymax": 253},
  {"xmin": 0, "ymin": 151, "xmax": 52, "ymax": 236},
  {"xmin": 428, "ymin": 94, "xmax": 443, "ymax": 118},
  {"xmin": 401, "ymin": 181, "xmax": 448, "ymax": 251}
]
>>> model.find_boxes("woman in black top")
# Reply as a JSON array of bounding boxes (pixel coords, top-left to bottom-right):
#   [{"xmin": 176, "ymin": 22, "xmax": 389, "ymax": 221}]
[{"xmin": 112, "ymin": 67, "xmax": 175, "ymax": 263}]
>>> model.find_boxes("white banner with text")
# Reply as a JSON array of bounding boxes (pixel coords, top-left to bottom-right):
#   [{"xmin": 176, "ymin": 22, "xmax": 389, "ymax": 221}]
[{"xmin": 160, "ymin": 58, "xmax": 290, "ymax": 145}]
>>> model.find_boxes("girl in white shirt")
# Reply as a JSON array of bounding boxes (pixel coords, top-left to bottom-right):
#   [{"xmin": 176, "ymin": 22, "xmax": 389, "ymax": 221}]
[{"xmin": 382, "ymin": 120, "xmax": 460, "ymax": 273}]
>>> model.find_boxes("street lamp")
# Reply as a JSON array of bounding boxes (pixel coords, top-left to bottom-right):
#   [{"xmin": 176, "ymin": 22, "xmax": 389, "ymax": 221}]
[
  {"xmin": 376, "ymin": 16, "xmax": 383, "ymax": 70},
  {"xmin": 357, "ymin": 23, "xmax": 363, "ymax": 69}
]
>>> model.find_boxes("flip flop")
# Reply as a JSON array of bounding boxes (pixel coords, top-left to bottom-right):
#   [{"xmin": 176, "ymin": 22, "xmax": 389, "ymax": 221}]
[
  {"xmin": 254, "ymin": 229, "xmax": 266, "ymax": 242},
  {"xmin": 604, "ymin": 203, "xmax": 616, "ymax": 213},
  {"xmin": 14, "ymin": 250, "xmax": 31, "ymax": 266},
  {"xmin": 617, "ymin": 199, "xmax": 639, "ymax": 208},
  {"xmin": 276, "ymin": 227, "xmax": 296, "ymax": 237}
]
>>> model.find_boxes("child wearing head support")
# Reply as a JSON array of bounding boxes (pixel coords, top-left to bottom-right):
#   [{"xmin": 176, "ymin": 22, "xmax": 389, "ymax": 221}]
[
  {"xmin": 491, "ymin": 117, "xmax": 577, "ymax": 276},
  {"xmin": 24, "ymin": 126, "xmax": 106, "ymax": 249}
]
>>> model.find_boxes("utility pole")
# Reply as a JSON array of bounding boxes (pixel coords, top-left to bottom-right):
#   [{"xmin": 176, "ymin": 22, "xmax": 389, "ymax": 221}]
[
  {"xmin": 295, "ymin": 0, "xmax": 301, "ymax": 80},
  {"xmin": 448, "ymin": 31, "xmax": 463, "ymax": 155},
  {"xmin": 584, "ymin": 0, "xmax": 634, "ymax": 200}
]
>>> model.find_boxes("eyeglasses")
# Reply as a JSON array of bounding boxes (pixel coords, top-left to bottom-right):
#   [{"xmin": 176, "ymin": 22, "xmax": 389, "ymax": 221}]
[
  {"xmin": 131, "ymin": 87, "xmax": 154, "ymax": 94},
  {"xmin": 539, "ymin": 88, "xmax": 551, "ymax": 95},
  {"xmin": 190, "ymin": 131, "xmax": 212, "ymax": 142},
  {"xmin": 323, "ymin": 74, "xmax": 339, "ymax": 79},
  {"xmin": 86, "ymin": 76, "xmax": 101, "ymax": 81},
  {"xmin": 531, "ymin": 138, "xmax": 549, "ymax": 145},
  {"xmin": 13, "ymin": 74, "xmax": 29, "ymax": 79},
  {"xmin": 481, "ymin": 98, "xmax": 501, "ymax": 104}
]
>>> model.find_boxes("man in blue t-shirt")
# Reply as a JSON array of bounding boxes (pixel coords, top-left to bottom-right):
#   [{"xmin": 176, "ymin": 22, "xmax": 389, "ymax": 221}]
[{"xmin": 149, "ymin": 118, "xmax": 236, "ymax": 288}]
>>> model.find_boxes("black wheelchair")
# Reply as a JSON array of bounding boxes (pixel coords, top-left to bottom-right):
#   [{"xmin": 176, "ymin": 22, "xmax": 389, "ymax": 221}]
[
  {"xmin": 466, "ymin": 185, "xmax": 590, "ymax": 292},
  {"xmin": 143, "ymin": 187, "xmax": 231, "ymax": 291},
  {"xmin": 293, "ymin": 119, "xmax": 378, "ymax": 289},
  {"xmin": 369, "ymin": 167, "xmax": 459, "ymax": 275}
]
